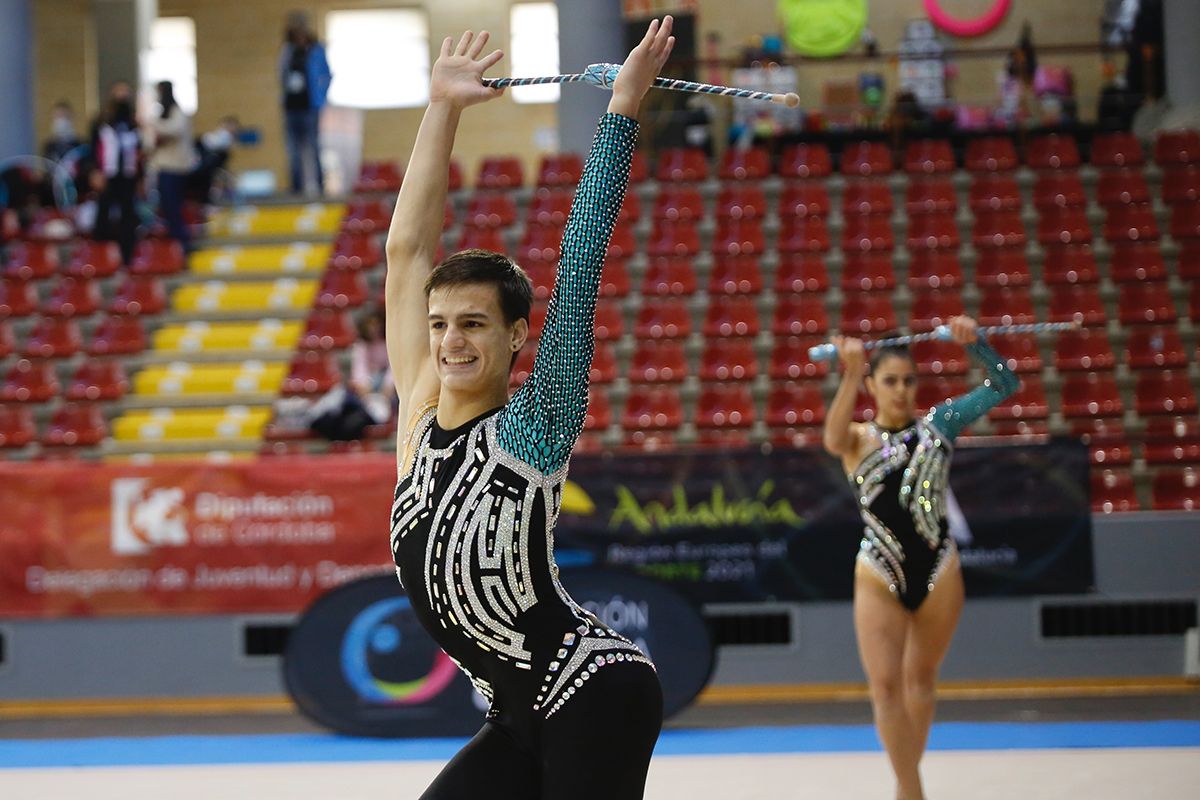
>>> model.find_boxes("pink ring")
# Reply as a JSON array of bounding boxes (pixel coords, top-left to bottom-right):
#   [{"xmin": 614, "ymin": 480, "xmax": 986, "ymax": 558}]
[{"xmin": 924, "ymin": 0, "xmax": 1011, "ymax": 37}]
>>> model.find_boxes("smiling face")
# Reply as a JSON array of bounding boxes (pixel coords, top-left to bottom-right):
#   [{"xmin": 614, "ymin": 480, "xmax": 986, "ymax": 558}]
[
  {"xmin": 428, "ymin": 282, "xmax": 528, "ymax": 398},
  {"xmin": 865, "ymin": 353, "xmax": 918, "ymax": 426}
]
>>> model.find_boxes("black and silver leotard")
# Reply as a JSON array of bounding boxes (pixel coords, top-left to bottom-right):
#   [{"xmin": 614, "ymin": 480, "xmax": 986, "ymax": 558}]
[
  {"xmin": 850, "ymin": 338, "xmax": 1019, "ymax": 611},
  {"xmin": 390, "ymin": 114, "xmax": 661, "ymax": 800}
]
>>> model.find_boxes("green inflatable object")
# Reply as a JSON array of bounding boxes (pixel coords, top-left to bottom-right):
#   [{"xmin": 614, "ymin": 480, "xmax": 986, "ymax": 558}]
[{"xmin": 778, "ymin": 0, "xmax": 868, "ymax": 58}]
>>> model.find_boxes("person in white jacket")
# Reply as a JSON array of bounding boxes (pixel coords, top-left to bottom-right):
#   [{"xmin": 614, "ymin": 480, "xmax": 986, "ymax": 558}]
[{"xmin": 147, "ymin": 81, "xmax": 195, "ymax": 251}]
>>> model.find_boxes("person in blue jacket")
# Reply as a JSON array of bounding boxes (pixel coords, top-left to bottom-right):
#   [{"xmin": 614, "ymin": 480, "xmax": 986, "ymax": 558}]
[{"xmin": 280, "ymin": 11, "xmax": 331, "ymax": 195}]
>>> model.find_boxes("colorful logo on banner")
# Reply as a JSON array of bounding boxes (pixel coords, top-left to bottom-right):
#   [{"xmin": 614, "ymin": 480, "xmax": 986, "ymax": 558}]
[
  {"xmin": 111, "ymin": 478, "xmax": 189, "ymax": 555},
  {"xmin": 340, "ymin": 597, "xmax": 459, "ymax": 705},
  {"xmin": 778, "ymin": 0, "xmax": 867, "ymax": 58},
  {"xmin": 924, "ymin": 0, "xmax": 1012, "ymax": 37}
]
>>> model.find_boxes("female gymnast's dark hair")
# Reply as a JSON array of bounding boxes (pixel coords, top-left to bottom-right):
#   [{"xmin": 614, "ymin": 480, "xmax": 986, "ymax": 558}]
[{"xmin": 867, "ymin": 336, "xmax": 915, "ymax": 376}]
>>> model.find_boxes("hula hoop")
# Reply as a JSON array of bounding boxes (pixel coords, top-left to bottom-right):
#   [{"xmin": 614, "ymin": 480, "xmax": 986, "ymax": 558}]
[{"xmin": 924, "ymin": 0, "xmax": 1012, "ymax": 37}]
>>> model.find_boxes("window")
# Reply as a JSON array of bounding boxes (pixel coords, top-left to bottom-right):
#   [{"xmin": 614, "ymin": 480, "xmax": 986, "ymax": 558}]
[
  {"xmin": 146, "ymin": 17, "xmax": 198, "ymax": 115},
  {"xmin": 326, "ymin": 9, "xmax": 430, "ymax": 109},
  {"xmin": 510, "ymin": 3, "xmax": 559, "ymax": 104}
]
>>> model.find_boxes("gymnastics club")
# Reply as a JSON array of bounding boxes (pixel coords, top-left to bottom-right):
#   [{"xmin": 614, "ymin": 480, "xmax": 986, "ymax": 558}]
[
  {"xmin": 808, "ymin": 321, "xmax": 1082, "ymax": 363},
  {"xmin": 483, "ymin": 62, "xmax": 802, "ymax": 107}
]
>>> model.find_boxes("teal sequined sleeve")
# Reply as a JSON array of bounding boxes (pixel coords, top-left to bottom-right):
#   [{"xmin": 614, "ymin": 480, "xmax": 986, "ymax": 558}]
[
  {"xmin": 926, "ymin": 335, "xmax": 1021, "ymax": 442},
  {"xmin": 498, "ymin": 112, "xmax": 638, "ymax": 474}
]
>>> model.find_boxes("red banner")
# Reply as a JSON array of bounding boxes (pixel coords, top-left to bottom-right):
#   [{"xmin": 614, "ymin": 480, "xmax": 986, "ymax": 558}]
[{"xmin": 0, "ymin": 456, "xmax": 398, "ymax": 618}]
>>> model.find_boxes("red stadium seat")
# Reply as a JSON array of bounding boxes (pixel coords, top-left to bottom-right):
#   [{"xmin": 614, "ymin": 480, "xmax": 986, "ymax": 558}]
[
  {"xmin": 907, "ymin": 250, "xmax": 962, "ymax": 289},
  {"xmin": 774, "ymin": 253, "xmax": 829, "ymax": 293},
  {"xmin": 64, "ymin": 240, "xmax": 121, "ymax": 278},
  {"xmin": 282, "ymin": 350, "xmax": 341, "ymax": 396},
  {"xmin": 520, "ymin": 223, "xmax": 563, "ymax": 263},
  {"xmin": 628, "ymin": 151, "xmax": 648, "ymax": 184},
  {"xmin": 584, "ymin": 388, "xmax": 612, "ymax": 432},
  {"xmin": 1181, "ymin": 240, "xmax": 1200, "ymax": 280},
  {"xmin": 719, "ymin": 147, "xmax": 770, "ymax": 180},
  {"xmin": 1036, "ymin": 207, "xmax": 1091, "ymax": 246},
  {"xmin": 977, "ymin": 287, "xmax": 1035, "ymax": 326},
  {"xmin": 464, "ymin": 192, "xmax": 517, "ymax": 228},
  {"xmin": 456, "ymin": 225, "xmax": 506, "ymax": 253},
  {"xmin": 715, "ymin": 185, "xmax": 767, "ymax": 220},
  {"xmin": 973, "ymin": 210, "xmax": 1026, "ymax": 249},
  {"xmin": 766, "ymin": 381, "xmax": 826, "ymax": 428},
  {"xmin": 853, "ymin": 389, "xmax": 876, "ymax": 423},
  {"xmin": 770, "ymin": 336, "xmax": 831, "ymax": 380},
  {"xmin": 476, "ymin": 156, "xmax": 523, "ymax": 190},
  {"xmin": 635, "ymin": 299, "xmax": 691, "ymax": 339},
  {"xmin": 1048, "ymin": 284, "xmax": 1107, "ymax": 326},
  {"xmin": 840, "ymin": 141, "xmax": 892, "ymax": 177},
  {"xmin": 903, "ymin": 139, "xmax": 955, "ymax": 174},
  {"xmin": 444, "ymin": 199, "xmax": 456, "ymax": 230},
  {"xmin": 1135, "ymin": 370, "xmax": 1197, "ymax": 416},
  {"xmin": 1, "ymin": 359, "xmax": 59, "ymax": 402},
  {"xmin": 641, "ymin": 257, "xmax": 697, "ymax": 296},
  {"xmin": 1033, "ymin": 172, "xmax": 1086, "ymax": 210},
  {"xmin": 841, "ymin": 215, "xmax": 894, "ymax": 252},
  {"xmin": 105, "ymin": 276, "xmax": 164, "ymax": 317},
  {"xmin": 1026, "ymin": 134, "xmax": 1081, "ymax": 170},
  {"xmin": 695, "ymin": 384, "xmax": 755, "ymax": 429},
  {"xmin": 703, "ymin": 296, "xmax": 761, "ymax": 337},
  {"xmin": 300, "ymin": 309, "xmax": 357, "ymax": 350},
  {"xmin": 778, "ymin": 216, "xmax": 831, "ymax": 253},
  {"xmin": 911, "ymin": 339, "xmax": 968, "ymax": 376},
  {"xmin": 773, "ymin": 296, "xmax": 829, "ymax": 336},
  {"xmin": 1060, "ymin": 372, "xmax": 1122, "ymax": 418},
  {"xmin": 969, "ymin": 173, "xmax": 1021, "ymax": 212},
  {"xmin": 618, "ymin": 190, "xmax": 642, "ymax": 224},
  {"xmin": 1040, "ymin": 244, "xmax": 1098, "ymax": 285},
  {"xmin": 712, "ymin": 219, "xmax": 765, "ymax": 257},
  {"xmin": 840, "ymin": 294, "xmax": 897, "ymax": 335},
  {"xmin": 993, "ymin": 333, "xmax": 1042, "ymax": 373},
  {"xmin": 589, "ymin": 342, "xmax": 618, "ymax": 384},
  {"xmin": 354, "ymin": 160, "xmax": 403, "ymax": 193},
  {"xmin": 708, "ymin": 255, "xmax": 762, "ymax": 295},
  {"xmin": 527, "ymin": 302, "xmax": 548, "ymax": 340},
  {"xmin": 988, "ymin": 375, "xmax": 1048, "ymax": 420},
  {"xmin": 778, "ymin": 182, "xmax": 830, "ymax": 218},
  {"xmin": 26, "ymin": 208, "xmax": 75, "ymax": 242},
  {"xmin": 606, "ymin": 220, "xmax": 636, "ymax": 261},
  {"xmin": 2, "ymin": 242, "xmax": 58, "ymax": 280},
  {"xmin": 41, "ymin": 276, "xmax": 100, "ymax": 317},
  {"xmin": 908, "ymin": 289, "xmax": 965, "ymax": 332},
  {"xmin": 622, "ymin": 385, "xmax": 684, "ymax": 431},
  {"xmin": 88, "ymin": 316, "xmax": 145, "ymax": 355},
  {"xmin": 1151, "ymin": 468, "xmax": 1200, "ymax": 510},
  {"xmin": 526, "ymin": 189, "xmax": 574, "ymax": 227},
  {"xmin": 1118, "ymin": 282, "xmax": 1176, "ymax": 325},
  {"xmin": 1126, "ymin": 326, "xmax": 1188, "ymax": 369},
  {"xmin": 906, "ymin": 212, "xmax": 959, "ymax": 251},
  {"xmin": 65, "ymin": 359, "xmax": 128, "ymax": 401},
  {"xmin": 341, "ymin": 199, "xmax": 391, "ymax": 234},
  {"xmin": 0, "ymin": 320, "xmax": 11, "ymax": 357},
  {"xmin": 1091, "ymin": 132, "xmax": 1144, "ymax": 168},
  {"xmin": 1095, "ymin": 169, "xmax": 1151, "ymax": 207},
  {"xmin": 652, "ymin": 186, "xmax": 705, "ymax": 222},
  {"xmin": 1169, "ymin": 202, "xmax": 1200, "ymax": 240},
  {"xmin": 779, "ymin": 143, "xmax": 832, "ymax": 179},
  {"xmin": 646, "ymin": 219, "xmax": 701, "ymax": 258},
  {"xmin": 1154, "ymin": 129, "xmax": 1200, "ymax": 166},
  {"xmin": 41, "ymin": 403, "xmax": 107, "ymax": 447},
  {"xmin": 23, "ymin": 317, "xmax": 81, "ymax": 358},
  {"xmin": 1070, "ymin": 418, "xmax": 1131, "ymax": 466},
  {"xmin": 129, "ymin": 239, "xmax": 185, "ymax": 275},
  {"xmin": 1104, "ymin": 203, "xmax": 1159, "ymax": 243},
  {"xmin": 700, "ymin": 338, "xmax": 758, "ymax": 381},
  {"xmin": 330, "ymin": 233, "xmax": 383, "ymax": 271},
  {"xmin": 0, "ymin": 405, "xmax": 35, "ymax": 448},
  {"xmin": 842, "ymin": 181, "xmax": 894, "ymax": 215},
  {"xmin": 1054, "ymin": 329, "xmax": 1116, "ymax": 371},
  {"xmin": 965, "ymin": 137, "xmax": 1019, "ymax": 172},
  {"xmin": 974, "ymin": 248, "xmax": 1030, "ymax": 287},
  {"xmin": 1143, "ymin": 417, "xmax": 1200, "ymax": 465},
  {"xmin": 655, "ymin": 148, "xmax": 709, "ymax": 182},
  {"xmin": 1109, "ymin": 241, "xmax": 1167, "ymax": 282},
  {"xmin": 537, "ymin": 153, "xmax": 583, "ymax": 187},
  {"xmin": 1161, "ymin": 165, "xmax": 1200, "ymax": 205},
  {"xmin": 916, "ymin": 377, "xmax": 969, "ymax": 414},
  {"xmin": 905, "ymin": 177, "xmax": 957, "ymax": 215},
  {"xmin": 597, "ymin": 257, "xmax": 631, "ymax": 298},
  {"xmin": 1092, "ymin": 469, "xmax": 1138, "ymax": 513},
  {"xmin": 0, "ymin": 278, "xmax": 38, "ymax": 318},
  {"xmin": 628, "ymin": 339, "xmax": 687, "ymax": 383},
  {"xmin": 317, "ymin": 270, "xmax": 368, "ymax": 309},
  {"xmin": 841, "ymin": 251, "xmax": 895, "ymax": 292}
]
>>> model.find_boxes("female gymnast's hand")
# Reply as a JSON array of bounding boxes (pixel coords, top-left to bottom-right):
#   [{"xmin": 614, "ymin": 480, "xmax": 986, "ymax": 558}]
[
  {"xmin": 946, "ymin": 315, "xmax": 979, "ymax": 345},
  {"xmin": 609, "ymin": 16, "xmax": 676, "ymax": 117},
  {"xmin": 428, "ymin": 31, "xmax": 505, "ymax": 108},
  {"xmin": 832, "ymin": 334, "xmax": 866, "ymax": 374}
]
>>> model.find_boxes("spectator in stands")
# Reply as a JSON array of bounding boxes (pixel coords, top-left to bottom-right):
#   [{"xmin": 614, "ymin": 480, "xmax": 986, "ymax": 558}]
[
  {"xmin": 280, "ymin": 11, "xmax": 332, "ymax": 196},
  {"xmin": 190, "ymin": 115, "xmax": 240, "ymax": 202},
  {"xmin": 93, "ymin": 90, "xmax": 141, "ymax": 265},
  {"xmin": 42, "ymin": 101, "xmax": 82, "ymax": 163},
  {"xmin": 147, "ymin": 81, "xmax": 194, "ymax": 251},
  {"xmin": 349, "ymin": 306, "xmax": 395, "ymax": 425}
]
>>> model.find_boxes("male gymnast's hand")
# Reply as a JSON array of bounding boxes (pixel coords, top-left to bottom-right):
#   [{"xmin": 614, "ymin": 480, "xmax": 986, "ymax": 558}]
[
  {"xmin": 429, "ymin": 31, "xmax": 505, "ymax": 109},
  {"xmin": 609, "ymin": 16, "xmax": 676, "ymax": 118}
]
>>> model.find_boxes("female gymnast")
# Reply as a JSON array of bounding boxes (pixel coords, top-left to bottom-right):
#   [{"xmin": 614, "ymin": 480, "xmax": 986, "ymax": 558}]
[
  {"xmin": 384, "ymin": 18, "xmax": 675, "ymax": 800},
  {"xmin": 822, "ymin": 316, "xmax": 1020, "ymax": 800}
]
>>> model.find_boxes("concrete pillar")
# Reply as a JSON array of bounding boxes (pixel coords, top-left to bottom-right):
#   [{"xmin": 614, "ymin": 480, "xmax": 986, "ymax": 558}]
[
  {"xmin": 0, "ymin": 0, "xmax": 34, "ymax": 159},
  {"xmin": 1163, "ymin": 0, "xmax": 1200, "ymax": 106},
  {"xmin": 556, "ymin": 0, "xmax": 626, "ymax": 155},
  {"xmin": 92, "ymin": 0, "xmax": 156, "ymax": 99}
]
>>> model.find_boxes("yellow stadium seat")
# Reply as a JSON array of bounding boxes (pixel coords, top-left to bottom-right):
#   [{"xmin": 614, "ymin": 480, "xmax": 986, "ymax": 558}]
[
  {"xmin": 208, "ymin": 204, "xmax": 343, "ymax": 237},
  {"xmin": 171, "ymin": 279, "xmax": 317, "ymax": 313},
  {"xmin": 133, "ymin": 362, "xmax": 289, "ymax": 396},
  {"xmin": 152, "ymin": 321, "xmax": 303, "ymax": 352},
  {"xmin": 112, "ymin": 407, "xmax": 273, "ymax": 442},
  {"xmin": 190, "ymin": 243, "xmax": 332, "ymax": 275}
]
